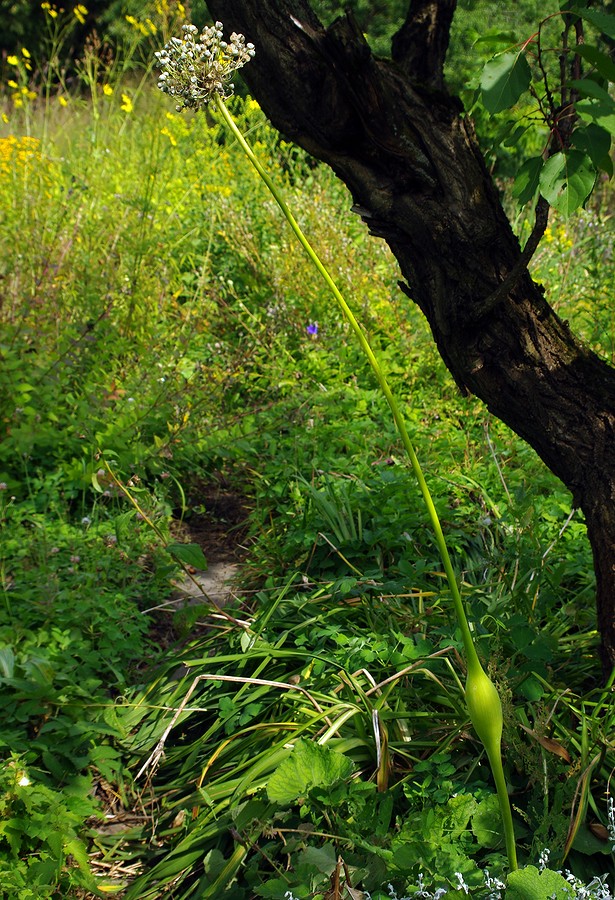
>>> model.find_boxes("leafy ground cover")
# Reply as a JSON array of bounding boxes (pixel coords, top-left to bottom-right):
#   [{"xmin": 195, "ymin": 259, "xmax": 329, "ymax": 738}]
[{"xmin": 1, "ymin": 13, "xmax": 615, "ymax": 897}]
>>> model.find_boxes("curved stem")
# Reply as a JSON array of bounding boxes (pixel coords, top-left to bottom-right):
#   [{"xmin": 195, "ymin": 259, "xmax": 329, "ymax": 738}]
[
  {"xmin": 214, "ymin": 92, "xmax": 517, "ymax": 870},
  {"xmin": 488, "ymin": 747, "xmax": 518, "ymax": 870},
  {"xmin": 215, "ymin": 95, "xmax": 478, "ymax": 668}
]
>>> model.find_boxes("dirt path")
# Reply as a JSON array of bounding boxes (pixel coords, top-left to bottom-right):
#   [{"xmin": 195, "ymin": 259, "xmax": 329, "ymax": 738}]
[{"xmin": 169, "ymin": 484, "xmax": 251, "ymax": 612}]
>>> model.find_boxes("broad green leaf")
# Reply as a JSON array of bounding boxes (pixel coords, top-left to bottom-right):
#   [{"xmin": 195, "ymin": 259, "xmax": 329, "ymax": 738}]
[
  {"xmin": 471, "ymin": 794, "xmax": 504, "ymax": 848},
  {"xmin": 576, "ymin": 98, "xmax": 615, "ymax": 136},
  {"xmin": 571, "ymin": 123, "xmax": 612, "ymax": 170},
  {"xmin": 570, "ymin": 77, "xmax": 613, "ymax": 103},
  {"xmin": 64, "ymin": 837, "xmax": 91, "ymax": 873},
  {"xmin": 255, "ymin": 878, "xmax": 313, "ymax": 898},
  {"xmin": 539, "ymin": 150, "xmax": 596, "ymax": 217},
  {"xmin": 512, "ymin": 156, "xmax": 543, "ymax": 205},
  {"xmin": 518, "ymin": 674, "xmax": 545, "ymax": 701},
  {"xmin": 574, "ymin": 44, "xmax": 615, "ymax": 83},
  {"xmin": 300, "ymin": 843, "xmax": 337, "ymax": 875},
  {"xmin": 203, "ymin": 848, "xmax": 226, "ymax": 880},
  {"xmin": 601, "ymin": 154, "xmax": 613, "ymax": 178},
  {"xmin": 572, "ymin": 822, "xmax": 615, "ymax": 856},
  {"xmin": 27, "ymin": 858, "xmax": 62, "ymax": 885},
  {"xmin": 578, "ymin": 7, "xmax": 615, "ymax": 40},
  {"xmin": 473, "ymin": 31, "xmax": 517, "ymax": 48},
  {"xmin": 177, "ymin": 357, "xmax": 197, "ymax": 380},
  {"xmin": 166, "ymin": 541, "xmax": 208, "ymax": 570},
  {"xmin": 266, "ymin": 738, "xmax": 354, "ymax": 804},
  {"xmin": 0, "ymin": 647, "xmax": 15, "ymax": 679},
  {"xmin": 480, "ymin": 52, "xmax": 532, "ymax": 113},
  {"xmin": 506, "ymin": 865, "xmax": 573, "ymax": 899},
  {"xmin": 503, "ymin": 124, "xmax": 531, "ymax": 147}
]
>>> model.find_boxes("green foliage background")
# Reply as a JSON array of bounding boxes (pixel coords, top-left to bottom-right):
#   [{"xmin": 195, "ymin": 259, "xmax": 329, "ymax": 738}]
[{"xmin": 0, "ymin": 1, "xmax": 614, "ymax": 896}]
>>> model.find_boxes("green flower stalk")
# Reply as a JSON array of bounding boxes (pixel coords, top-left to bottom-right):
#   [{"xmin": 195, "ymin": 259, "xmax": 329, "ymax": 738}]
[{"xmin": 154, "ymin": 23, "xmax": 518, "ymax": 871}]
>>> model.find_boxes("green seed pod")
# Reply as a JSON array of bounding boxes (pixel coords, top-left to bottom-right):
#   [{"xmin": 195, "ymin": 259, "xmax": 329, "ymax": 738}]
[{"xmin": 465, "ymin": 663, "xmax": 503, "ymax": 753}]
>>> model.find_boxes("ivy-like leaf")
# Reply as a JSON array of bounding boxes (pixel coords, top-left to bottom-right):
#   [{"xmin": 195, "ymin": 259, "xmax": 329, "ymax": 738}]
[
  {"xmin": 571, "ymin": 123, "xmax": 612, "ymax": 172},
  {"xmin": 574, "ymin": 44, "xmax": 615, "ymax": 83},
  {"xmin": 480, "ymin": 52, "xmax": 532, "ymax": 113},
  {"xmin": 507, "ymin": 865, "xmax": 574, "ymax": 899},
  {"xmin": 472, "ymin": 794, "xmax": 504, "ymax": 848},
  {"xmin": 539, "ymin": 150, "xmax": 596, "ymax": 217},
  {"xmin": 266, "ymin": 738, "xmax": 354, "ymax": 804},
  {"xmin": 512, "ymin": 156, "xmax": 543, "ymax": 205}
]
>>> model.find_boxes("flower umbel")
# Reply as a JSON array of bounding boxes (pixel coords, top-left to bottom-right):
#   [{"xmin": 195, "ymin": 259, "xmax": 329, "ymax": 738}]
[{"xmin": 155, "ymin": 22, "xmax": 255, "ymax": 110}]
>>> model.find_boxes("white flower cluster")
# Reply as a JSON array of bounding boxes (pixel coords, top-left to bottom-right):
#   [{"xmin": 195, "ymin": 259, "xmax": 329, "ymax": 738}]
[
  {"xmin": 367, "ymin": 866, "xmax": 615, "ymax": 899},
  {"xmin": 154, "ymin": 22, "xmax": 255, "ymax": 110},
  {"xmin": 563, "ymin": 872, "xmax": 614, "ymax": 900}
]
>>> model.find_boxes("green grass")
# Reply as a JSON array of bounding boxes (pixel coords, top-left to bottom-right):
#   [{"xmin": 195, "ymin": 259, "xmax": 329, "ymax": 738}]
[{"xmin": 0, "ymin": 40, "xmax": 614, "ymax": 898}]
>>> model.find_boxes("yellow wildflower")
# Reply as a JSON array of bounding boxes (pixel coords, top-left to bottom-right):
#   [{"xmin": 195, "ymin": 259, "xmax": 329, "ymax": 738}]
[
  {"xmin": 0, "ymin": 136, "xmax": 50, "ymax": 179},
  {"xmin": 556, "ymin": 224, "xmax": 574, "ymax": 250},
  {"xmin": 58, "ymin": 95, "xmax": 68, "ymax": 107},
  {"xmin": 41, "ymin": 1, "xmax": 59, "ymax": 17},
  {"xmin": 7, "ymin": 80, "xmax": 18, "ymax": 89},
  {"xmin": 125, "ymin": 14, "xmax": 148, "ymax": 35},
  {"xmin": 160, "ymin": 126, "xmax": 177, "ymax": 146},
  {"xmin": 21, "ymin": 48, "xmax": 31, "ymax": 59},
  {"xmin": 103, "ymin": 84, "xmax": 113, "ymax": 96},
  {"xmin": 120, "ymin": 93, "xmax": 133, "ymax": 113},
  {"xmin": 73, "ymin": 4, "xmax": 88, "ymax": 24},
  {"xmin": 7, "ymin": 55, "xmax": 18, "ymax": 66}
]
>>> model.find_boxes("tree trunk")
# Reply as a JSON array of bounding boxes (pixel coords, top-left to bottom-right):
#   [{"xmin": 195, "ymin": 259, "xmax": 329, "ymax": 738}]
[{"xmin": 205, "ymin": 0, "xmax": 615, "ymax": 675}]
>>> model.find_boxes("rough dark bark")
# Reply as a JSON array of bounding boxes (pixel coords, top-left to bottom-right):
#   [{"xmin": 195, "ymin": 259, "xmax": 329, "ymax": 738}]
[{"xmin": 205, "ymin": 0, "xmax": 615, "ymax": 675}]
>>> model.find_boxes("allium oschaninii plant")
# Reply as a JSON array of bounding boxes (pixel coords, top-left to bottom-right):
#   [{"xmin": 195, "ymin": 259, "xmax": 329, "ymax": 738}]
[{"xmin": 154, "ymin": 21, "xmax": 518, "ymax": 874}]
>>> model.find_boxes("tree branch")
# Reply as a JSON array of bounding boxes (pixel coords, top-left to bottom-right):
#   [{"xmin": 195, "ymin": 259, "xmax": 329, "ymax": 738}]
[
  {"xmin": 391, "ymin": 0, "xmax": 457, "ymax": 88},
  {"xmin": 472, "ymin": 195, "xmax": 550, "ymax": 320}
]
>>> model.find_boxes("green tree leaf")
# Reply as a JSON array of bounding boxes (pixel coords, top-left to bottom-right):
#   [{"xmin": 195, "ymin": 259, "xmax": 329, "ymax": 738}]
[
  {"xmin": 570, "ymin": 77, "xmax": 613, "ymax": 103},
  {"xmin": 571, "ymin": 123, "xmax": 612, "ymax": 172},
  {"xmin": 539, "ymin": 150, "xmax": 596, "ymax": 217},
  {"xmin": 574, "ymin": 44, "xmax": 615, "ymax": 83},
  {"xmin": 266, "ymin": 738, "xmax": 354, "ymax": 804},
  {"xmin": 576, "ymin": 98, "xmax": 615, "ymax": 136},
  {"xmin": 512, "ymin": 156, "xmax": 543, "ymax": 204},
  {"xmin": 577, "ymin": 7, "xmax": 615, "ymax": 40},
  {"xmin": 503, "ymin": 124, "xmax": 531, "ymax": 148},
  {"xmin": 480, "ymin": 52, "xmax": 532, "ymax": 113},
  {"xmin": 166, "ymin": 542, "xmax": 208, "ymax": 570},
  {"xmin": 506, "ymin": 865, "xmax": 573, "ymax": 899}
]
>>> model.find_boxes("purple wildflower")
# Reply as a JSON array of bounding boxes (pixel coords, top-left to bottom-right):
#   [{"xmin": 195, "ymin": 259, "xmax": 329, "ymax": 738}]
[{"xmin": 306, "ymin": 322, "xmax": 318, "ymax": 336}]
